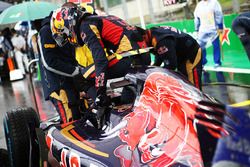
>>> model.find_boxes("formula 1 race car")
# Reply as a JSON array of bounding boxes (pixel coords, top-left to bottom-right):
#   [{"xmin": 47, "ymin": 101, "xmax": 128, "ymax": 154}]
[{"xmin": 3, "ymin": 66, "xmax": 235, "ymax": 167}]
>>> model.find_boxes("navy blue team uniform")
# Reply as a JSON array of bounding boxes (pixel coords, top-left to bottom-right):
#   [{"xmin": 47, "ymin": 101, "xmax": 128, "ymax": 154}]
[
  {"xmin": 143, "ymin": 26, "xmax": 202, "ymax": 90},
  {"xmin": 38, "ymin": 16, "xmax": 81, "ymax": 123},
  {"xmin": 232, "ymin": 12, "xmax": 250, "ymax": 60},
  {"xmin": 76, "ymin": 15, "xmax": 149, "ymax": 101},
  {"xmin": 51, "ymin": 7, "xmax": 149, "ymax": 128}
]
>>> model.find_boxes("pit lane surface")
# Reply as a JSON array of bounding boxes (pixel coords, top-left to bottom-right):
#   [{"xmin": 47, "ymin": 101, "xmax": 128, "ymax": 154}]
[{"xmin": 0, "ymin": 77, "xmax": 56, "ymax": 149}]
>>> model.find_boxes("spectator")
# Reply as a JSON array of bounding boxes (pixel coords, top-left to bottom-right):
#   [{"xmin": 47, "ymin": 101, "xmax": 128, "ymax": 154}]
[
  {"xmin": 0, "ymin": 36, "xmax": 7, "ymax": 82},
  {"xmin": 1, "ymin": 28, "xmax": 14, "ymax": 58},
  {"xmin": 194, "ymin": 0, "xmax": 224, "ymax": 67},
  {"xmin": 232, "ymin": 11, "xmax": 250, "ymax": 60},
  {"xmin": 11, "ymin": 28, "xmax": 27, "ymax": 75},
  {"xmin": 31, "ymin": 32, "xmax": 39, "ymax": 59}
]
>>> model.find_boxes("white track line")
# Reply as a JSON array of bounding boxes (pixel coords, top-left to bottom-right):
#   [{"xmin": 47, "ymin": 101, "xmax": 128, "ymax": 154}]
[{"xmin": 204, "ymin": 66, "xmax": 250, "ymax": 74}]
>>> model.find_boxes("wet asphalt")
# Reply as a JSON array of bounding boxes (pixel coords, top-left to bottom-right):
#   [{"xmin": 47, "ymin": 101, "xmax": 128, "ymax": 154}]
[
  {"xmin": 0, "ymin": 75, "xmax": 56, "ymax": 149},
  {"xmin": 0, "ymin": 71, "xmax": 249, "ymax": 150}
]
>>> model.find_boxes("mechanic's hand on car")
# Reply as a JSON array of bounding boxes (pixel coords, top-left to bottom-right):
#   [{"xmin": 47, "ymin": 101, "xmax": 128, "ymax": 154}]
[
  {"xmin": 91, "ymin": 93, "xmax": 111, "ymax": 129},
  {"xmin": 73, "ymin": 67, "xmax": 91, "ymax": 92}
]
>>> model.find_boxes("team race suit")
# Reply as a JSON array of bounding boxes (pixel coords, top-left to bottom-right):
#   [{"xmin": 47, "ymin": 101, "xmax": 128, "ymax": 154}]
[
  {"xmin": 38, "ymin": 16, "xmax": 81, "ymax": 123},
  {"xmin": 77, "ymin": 15, "xmax": 149, "ymax": 100},
  {"xmin": 147, "ymin": 26, "xmax": 202, "ymax": 90},
  {"xmin": 232, "ymin": 12, "xmax": 250, "ymax": 60}
]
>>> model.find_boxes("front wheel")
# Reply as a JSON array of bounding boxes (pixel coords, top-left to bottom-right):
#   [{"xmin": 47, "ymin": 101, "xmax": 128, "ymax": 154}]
[{"xmin": 3, "ymin": 107, "xmax": 40, "ymax": 167}]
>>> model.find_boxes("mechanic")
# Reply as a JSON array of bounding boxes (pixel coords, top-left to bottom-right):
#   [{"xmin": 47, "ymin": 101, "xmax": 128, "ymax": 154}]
[
  {"xmin": 232, "ymin": 11, "xmax": 250, "ymax": 60},
  {"xmin": 50, "ymin": 6, "xmax": 149, "ymax": 128},
  {"xmin": 32, "ymin": 13, "xmax": 81, "ymax": 124},
  {"xmin": 138, "ymin": 26, "xmax": 202, "ymax": 90}
]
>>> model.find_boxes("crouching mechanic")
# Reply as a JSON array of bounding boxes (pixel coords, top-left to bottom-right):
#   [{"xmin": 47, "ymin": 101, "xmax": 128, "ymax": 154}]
[
  {"xmin": 139, "ymin": 26, "xmax": 202, "ymax": 90},
  {"xmin": 50, "ymin": 6, "xmax": 149, "ymax": 128},
  {"xmin": 36, "ymin": 13, "xmax": 81, "ymax": 123},
  {"xmin": 232, "ymin": 11, "xmax": 250, "ymax": 61}
]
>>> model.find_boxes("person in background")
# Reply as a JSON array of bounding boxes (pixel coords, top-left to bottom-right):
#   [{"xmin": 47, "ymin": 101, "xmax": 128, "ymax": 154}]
[
  {"xmin": 194, "ymin": 0, "xmax": 224, "ymax": 67},
  {"xmin": 1, "ymin": 28, "xmax": 14, "ymax": 61},
  {"xmin": 27, "ymin": 27, "xmax": 38, "ymax": 60},
  {"xmin": 33, "ymin": 13, "xmax": 81, "ymax": 124},
  {"xmin": 0, "ymin": 35, "xmax": 9, "ymax": 82},
  {"xmin": 11, "ymin": 28, "xmax": 27, "ymax": 75},
  {"xmin": 139, "ymin": 26, "xmax": 202, "ymax": 90},
  {"xmin": 31, "ymin": 32, "xmax": 39, "ymax": 59},
  {"xmin": 232, "ymin": 11, "xmax": 250, "ymax": 61}
]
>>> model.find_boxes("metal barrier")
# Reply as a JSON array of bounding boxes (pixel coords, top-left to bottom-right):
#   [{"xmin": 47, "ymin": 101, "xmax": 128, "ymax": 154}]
[{"xmin": 27, "ymin": 58, "xmax": 40, "ymax": 120}]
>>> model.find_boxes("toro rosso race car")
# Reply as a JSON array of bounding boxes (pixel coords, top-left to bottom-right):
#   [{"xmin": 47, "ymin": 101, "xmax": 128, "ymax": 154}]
[{"xmin": 3, "ymin": 67, "xmax": 238, "ymax": 167}]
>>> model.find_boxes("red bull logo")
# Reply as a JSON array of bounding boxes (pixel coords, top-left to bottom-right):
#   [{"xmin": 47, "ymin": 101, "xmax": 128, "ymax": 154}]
[{"xmin": 114, "ymin": 72, "xmax": 203, "ymax": 166}]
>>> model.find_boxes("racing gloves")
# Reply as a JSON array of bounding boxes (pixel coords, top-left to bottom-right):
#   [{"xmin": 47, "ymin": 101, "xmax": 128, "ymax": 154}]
[
  {"xmin": 92, "ymin": 72, "xmax": 111, "ymax": 129},
  {"xmin": 91, "ymin": 93, "xmax": 111, "ymax": 129},
  {"xmin": 73, "ymin": 68, "xmax": 92, "ymax": 92},
  {"xmin": 73, "ymin": 69, "xmax": 111, "ymax": 129}
]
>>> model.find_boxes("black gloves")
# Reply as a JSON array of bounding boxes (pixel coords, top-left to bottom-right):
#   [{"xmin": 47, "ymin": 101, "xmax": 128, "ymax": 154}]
[
  {"xmin": 91, "ymin": 93, "xmax": 111, "ymax": 129},
  {"xmin": 95, "ymin": 93, "xmax": 111, "ymax": 108},
  {"xmin": 74, "ymin": 70, "xmax": 111, "ymax": 129},
  {"xmin": 73, "ymin": 70, "xmax": 92, "ymax": 92}
]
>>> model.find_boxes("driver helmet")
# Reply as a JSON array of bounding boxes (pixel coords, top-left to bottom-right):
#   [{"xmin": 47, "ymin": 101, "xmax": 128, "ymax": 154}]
[{"xmin": 50, "ymin": 7, "xmax": 82, "ymax": 47}]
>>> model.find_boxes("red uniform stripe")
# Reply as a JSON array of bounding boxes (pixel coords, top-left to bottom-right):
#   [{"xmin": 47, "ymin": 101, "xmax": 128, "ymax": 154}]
[
  {"xmin": 193, "ymin": 68, "xmax": 200, "ymax": 89},
  {"xmin": 102, "ymin": 19, "xmax": 123, "ymax": 45},
  {"xmin": 90, "ymin": 73, "xmax": 96, "ymax": 78},
  {"xmin": 61, "ymin": 121, "xmax": 75, "ymax": 129},
  {"xmin": 108, "ymin": 58, "xmax": 119, "ymax": 67},
  {"xmin": 57, "ymin": 101, "xmax": 67, "ymax": 123}
]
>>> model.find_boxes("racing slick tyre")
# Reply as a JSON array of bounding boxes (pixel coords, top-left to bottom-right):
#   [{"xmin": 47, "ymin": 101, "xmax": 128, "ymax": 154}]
[
  {"xmin": 21, "ymin": 107, "xmax": 40, "ymax": 128},
  {"xmin": 0, "ymin": 148, "xmax": 10, "ymax": 167},
  {"xmin": 3, "ymin": 107, "xmax": 40, "ymax": 167}
]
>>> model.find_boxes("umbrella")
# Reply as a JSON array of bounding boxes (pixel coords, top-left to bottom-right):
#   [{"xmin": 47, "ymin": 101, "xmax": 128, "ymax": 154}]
[
  {"xmin": 0, "ymin": 1, "xmax": 59, "ymax": 25},
  {"xmin": 0, "ymin": 1, "xmax": 12, "ymax": 13}
]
